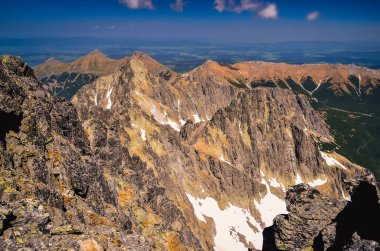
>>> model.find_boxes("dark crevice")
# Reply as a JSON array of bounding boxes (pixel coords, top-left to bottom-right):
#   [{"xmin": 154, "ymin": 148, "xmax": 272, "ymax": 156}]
[
  {"xmin": 312, "ymin": 231, "xmax": 325, "ymax": 251},
  {"xmin": 0, "ymin": 110, "xmax": 23, "ymax": 147},
  {"xmin": 73, "ymin": 186, "xmax": 89, "ymax": 199},
  {"xmin": 0, "ymin": 212, "xmax": 17, "ymax": 236},
  {"xmin": 328, "ymin": 181, "xmax": 380, "ymax": 250},
  {"xmin": 38, "ymin": 218, "xmax": 52, "ymax": 234},
  {"xmin": 262, "ymin": 225, "xmax": 278, "ymax": 251}
]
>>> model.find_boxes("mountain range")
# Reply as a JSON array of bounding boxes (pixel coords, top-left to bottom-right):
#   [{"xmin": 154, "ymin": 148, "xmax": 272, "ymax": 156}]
[
  {"xmin": 0, "ymin": 53, "xmax": 379, "ymax": 250},
  {"xmin": 34, "ymin": 50, "xmax": 380, "ymax": 179},
  {"xmin": 34, "ymin": 50, "xmax": 380, "ymax": 100}
]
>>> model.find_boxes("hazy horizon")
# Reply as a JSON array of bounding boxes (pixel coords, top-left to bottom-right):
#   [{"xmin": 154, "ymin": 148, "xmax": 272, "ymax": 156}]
[{"xmin": 2, "ymin": 0, "xmax": 380, "ymax": 42}]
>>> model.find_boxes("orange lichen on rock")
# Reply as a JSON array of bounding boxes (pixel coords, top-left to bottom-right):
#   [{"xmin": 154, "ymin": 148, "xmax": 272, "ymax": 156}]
[{"xmin": 78, "ymin": 239, "xmax": 103, "ymax": 251}]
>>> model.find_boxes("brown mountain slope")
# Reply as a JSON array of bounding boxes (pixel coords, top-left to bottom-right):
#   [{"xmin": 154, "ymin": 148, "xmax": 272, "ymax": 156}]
[
  {"xmin": 192, "ymin": 60, "xmax": 380, "ymax": 96},
  {"xmin": 33, "ymin": 50, "xmax": 127, "ymax": 78}
]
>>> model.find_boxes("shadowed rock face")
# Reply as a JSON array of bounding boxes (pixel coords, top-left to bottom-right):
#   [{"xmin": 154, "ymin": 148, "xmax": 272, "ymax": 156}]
[
  {"xmin": 264, "ymin": 175, "xmax": 380, "ymax": 251},
  {"xmin": 0, "ymin": 54, "xmax": 376, "ymax": 250}
]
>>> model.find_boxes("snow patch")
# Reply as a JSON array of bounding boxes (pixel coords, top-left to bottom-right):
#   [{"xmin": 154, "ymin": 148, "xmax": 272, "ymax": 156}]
[
  {"xmin": 167, "ymin": 119, "xmax": 181, "ymax": 132},
  {"xmin": 73, "ymin": 73, "xmax": 80, "ymax": 82},
  {"xmin": 106, "ymin": 85, "xmax": 114, "ymax": 110},
  {"xmin": 238, "ymin": 122, "xmax": 243, "ymax": 136},
  {"xmin": 311, "ymin": 80, "xmax": 321, "ymax": 94},
  {"xmin": 295, "ymin": 173, "xmax": 303, "ymax": 185},
  {"xmin": 268, "ymin": 178, "xmax": 286, "ymax": 192},
  {"xmin": 180, "ymin": 119, "xmax": 187, "ymax": 126},
  {"xmin": 219, "ymin": 154, "xmax": 232, "ymax": 166},
  {"xmin": 255, "ymin": 174, "xmax": 288, "ymax": 227},
  {"xmin": 341, "ymin": 187, "xmax": 351, "ymax": 201},
  {"xmin": 307, "ymin": 178, "xmax": 327, "ymax": 187},
  {"xmin": 150, "ymin": 105, "xmax": 181, "ymax": 132},
  {"xmin": 193, "ymin": 114, "xmax": 201, "ymax": 123},
  {"xmin": 186, "ymin": 193, "xmax": 263, "ymax": 250},
  {"xmin": 320, "ymin": 151, "xmax": 347, "ymax": 170},
  {"xmin": 94, "ymin": 93, "xmax": 98, "ymax": 106},
  {"xmin": 131, "ymin": 124, "xmax": 147, "ymax": 141},
  {"xmin": 178, "ymin": 100, "xmax": 186, "ymax": 126},
  {"xmin": 140, "ymin": 129, "xmax": 146, "ymax": 141}
]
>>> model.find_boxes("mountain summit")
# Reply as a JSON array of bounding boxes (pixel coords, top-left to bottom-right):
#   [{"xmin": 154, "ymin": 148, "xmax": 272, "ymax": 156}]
[
  {"xmin": 34, "ymin": 50, "xmax": 127, "ymax": 77},
  {"xmin": 33, "ymin": 50, "xmax": 128, "ymax": 99}
]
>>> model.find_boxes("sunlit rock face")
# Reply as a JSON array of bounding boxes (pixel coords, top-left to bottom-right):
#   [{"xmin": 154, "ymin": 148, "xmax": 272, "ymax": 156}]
[{"xmin": 72, "ymin": 52, "xmax": 370, "ymax": 250}]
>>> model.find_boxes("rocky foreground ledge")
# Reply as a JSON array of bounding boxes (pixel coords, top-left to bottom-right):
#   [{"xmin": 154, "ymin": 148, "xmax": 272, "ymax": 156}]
[{"xmin": 263, "ymin": 174, "xmax": 380, "ymax": 251}]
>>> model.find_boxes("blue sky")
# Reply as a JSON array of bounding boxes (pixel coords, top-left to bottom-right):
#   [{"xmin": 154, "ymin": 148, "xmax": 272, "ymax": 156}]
[{"xmin": 1, "ymin": 0, "xmax": 380, "ymax": 42}]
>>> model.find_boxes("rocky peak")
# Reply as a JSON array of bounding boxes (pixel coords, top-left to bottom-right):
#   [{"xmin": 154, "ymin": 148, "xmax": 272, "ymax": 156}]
[
  {"xmin": 33, "ymin": 50, "xmax": 127, "ymax": 78},
  {"xmin": 44, "ymin": 57, "xmax": 62, "ymax": 65},
  {"xmin": 86, "ymin": 49, "xmax": 106, "ymax": 57},
  {"xmin": 265, "ymin": 174, "xmax": 379, "ymax": 250}
]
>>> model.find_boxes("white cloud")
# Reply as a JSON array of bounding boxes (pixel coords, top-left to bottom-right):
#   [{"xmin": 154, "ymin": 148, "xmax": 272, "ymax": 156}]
[
  {"xmin": 119, "ymin": 0, "xmax": 153, "ymax": 10},
  {"xmin": 214, "ymin": 0, "xmax": 277, "ymax": 20},
  {"xmin": 92, "ymin": 26, "xmax": 100, "ymax": 30},
  {"xmin": 234, "ymin": 0, "xmax": 260, "ymax": 13},
  {"xmin": 171, "ymin": 0, "xmax": 186, "ymax": 12},
  {"xmin": 215, "ymin": 0, "xmax": 260, "ymax": 13},
  {"xmin": 214, "ymin": 0, "xmax": 225, "ymax": 12},
  {"xmin": 258, "ymin": 4, "xmax": 278, "ymax": 19},
  {"xmin": 307, "ymin": 11, "xmax": 320, "ymax": 21},
  {"xmin": 108, "ymin": 25, "xmax": 116, "ymax": 29}
]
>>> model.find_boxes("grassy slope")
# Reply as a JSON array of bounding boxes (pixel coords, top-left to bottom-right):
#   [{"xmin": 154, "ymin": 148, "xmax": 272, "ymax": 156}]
[{"xmin": 309, "ymin": 81, "xmax": 380, "ymax": 179}]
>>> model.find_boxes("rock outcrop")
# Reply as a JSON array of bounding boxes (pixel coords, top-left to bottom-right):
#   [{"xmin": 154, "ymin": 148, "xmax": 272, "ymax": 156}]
[
  {"xmin": 0, "ymin": 55, "xmax": 153, "ymax": 250},
  {"xmin": 264, "ymin": 174, "xmax": 380, "ymax": 251}
]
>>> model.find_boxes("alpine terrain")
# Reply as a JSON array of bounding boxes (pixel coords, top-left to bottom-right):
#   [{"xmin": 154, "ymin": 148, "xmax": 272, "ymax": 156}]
[{"xmin": 0, "ymin": 53, "xmax": 379, "ymax": 251}]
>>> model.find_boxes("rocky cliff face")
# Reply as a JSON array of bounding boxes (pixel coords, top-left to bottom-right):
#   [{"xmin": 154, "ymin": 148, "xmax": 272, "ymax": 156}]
[
  {"xmin": 0, "ymin": 53, "xmax": 376, "ymax": 250},
  {"xmin": 264, "ymin": 174, "xmax": 379, "ymax": 251}
]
